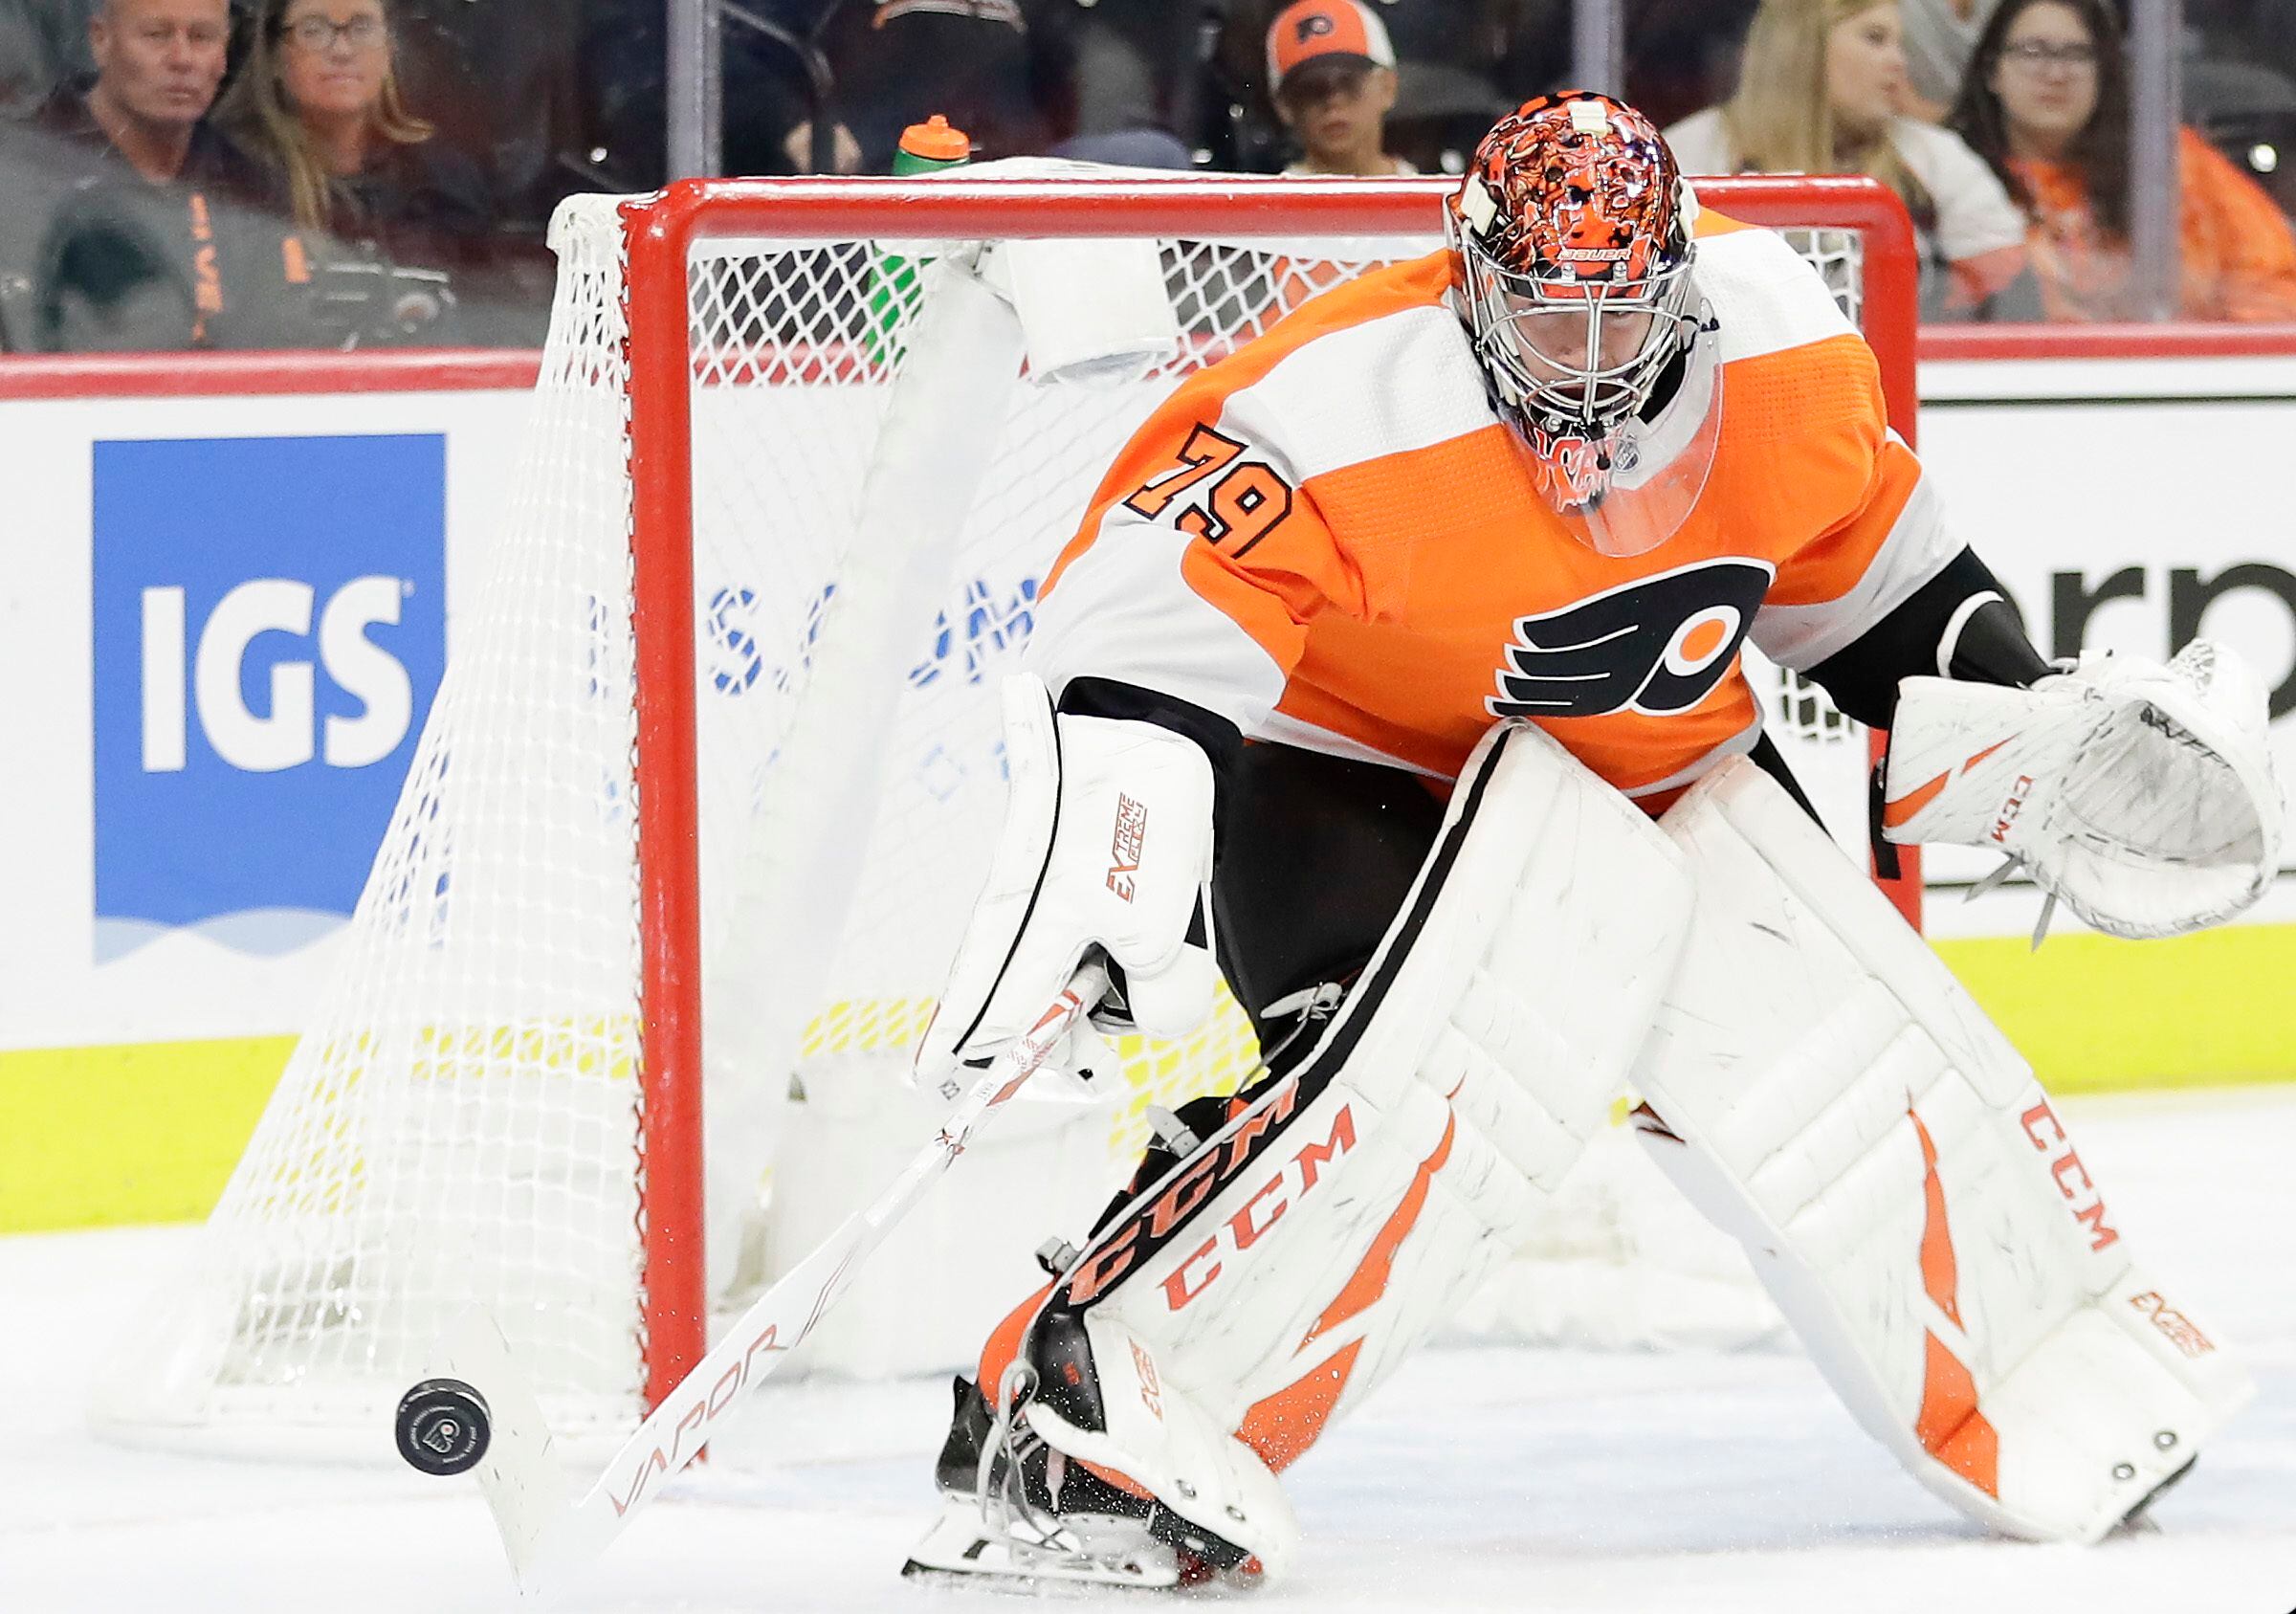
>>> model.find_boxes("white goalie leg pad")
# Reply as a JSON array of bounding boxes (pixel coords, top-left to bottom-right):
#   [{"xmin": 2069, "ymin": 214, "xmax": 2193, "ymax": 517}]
[
  {"xmin": 1015, "ymin": 722, "xmax": 1695, "ymax": 1576},
  {"xmin": 1639, "ymin": 757, "xmax": 2253, "ymax": 1542}
]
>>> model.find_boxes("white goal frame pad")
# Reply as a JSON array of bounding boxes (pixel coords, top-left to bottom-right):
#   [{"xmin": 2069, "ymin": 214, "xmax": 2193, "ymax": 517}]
[{"xmin": 1633, "ymin": 757, "xmax": 2252, "ymax": 1543}]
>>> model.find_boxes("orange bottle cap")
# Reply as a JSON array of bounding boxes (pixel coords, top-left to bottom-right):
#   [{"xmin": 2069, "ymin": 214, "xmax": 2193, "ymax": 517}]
[{"xmin": 898, "ymin": 114, "xmax": 972, "ymax": 163}]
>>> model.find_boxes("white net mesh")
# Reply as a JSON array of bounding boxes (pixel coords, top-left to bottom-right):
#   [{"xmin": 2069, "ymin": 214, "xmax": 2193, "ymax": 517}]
[
  {"xmin": 94, "ymin": 202, "xmax": 651, "ymax": 1453},
  {"xmin": 95, "ymin": 186, "xmax": 1888, "ymax": 1454}
]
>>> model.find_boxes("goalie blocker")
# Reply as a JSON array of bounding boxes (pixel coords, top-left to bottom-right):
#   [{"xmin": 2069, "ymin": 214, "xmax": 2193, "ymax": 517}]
[{"xmin": 911, "ymin": 698, "xmax": 2252, "ymax": 1587}]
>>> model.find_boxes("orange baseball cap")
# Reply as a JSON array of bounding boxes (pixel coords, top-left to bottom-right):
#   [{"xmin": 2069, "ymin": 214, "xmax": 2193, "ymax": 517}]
[{"xmin": 1265, "ymin": 0, "xmax": 1397, "ymax": 94}]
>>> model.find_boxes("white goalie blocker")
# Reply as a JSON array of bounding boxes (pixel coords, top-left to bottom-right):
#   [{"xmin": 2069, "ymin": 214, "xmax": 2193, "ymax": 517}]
[{"xmin": 1639, "ymin": 757, "xmax": 2254, "ymax": 1541}]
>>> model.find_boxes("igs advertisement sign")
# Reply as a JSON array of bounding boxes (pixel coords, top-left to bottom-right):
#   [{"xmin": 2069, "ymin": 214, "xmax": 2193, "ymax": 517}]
[{"xmin": 91, "ymin": 433, "xmax": 446, "ymax": 961}]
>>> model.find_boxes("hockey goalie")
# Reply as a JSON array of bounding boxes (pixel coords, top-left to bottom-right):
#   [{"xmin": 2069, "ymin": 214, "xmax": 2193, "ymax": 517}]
[{"xmin": 898, "ymin": 93, "xmax": 2283, "ymax": 1590}]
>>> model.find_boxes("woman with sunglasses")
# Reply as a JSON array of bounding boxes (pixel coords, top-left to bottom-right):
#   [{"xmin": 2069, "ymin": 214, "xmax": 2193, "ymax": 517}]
[
  {"xmin": 1950, "ymin": 0, "xmax": 2296, "ymax": 320},
  {"xmin": 217, "ymin": 0, "xmax": 494, "ymax": 342}
]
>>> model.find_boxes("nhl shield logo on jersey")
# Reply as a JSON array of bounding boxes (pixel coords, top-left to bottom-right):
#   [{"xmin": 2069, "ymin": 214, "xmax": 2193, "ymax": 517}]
[{"xmin": 1486, "ymin": 558, "xmax": 1774, "ymax": 719}]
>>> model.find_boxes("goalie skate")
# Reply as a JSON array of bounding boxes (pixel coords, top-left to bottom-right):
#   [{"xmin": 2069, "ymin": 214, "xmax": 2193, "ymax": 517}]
[{"xmin": 899, "ymin": 1376, "xmax": 1260, "ymax": 1595}]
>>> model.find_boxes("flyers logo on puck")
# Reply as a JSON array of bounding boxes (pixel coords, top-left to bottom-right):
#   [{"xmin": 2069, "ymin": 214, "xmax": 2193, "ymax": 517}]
[{"xmin": 1486, "ymin": 558, "xmax": 1775, "ymax": 719}]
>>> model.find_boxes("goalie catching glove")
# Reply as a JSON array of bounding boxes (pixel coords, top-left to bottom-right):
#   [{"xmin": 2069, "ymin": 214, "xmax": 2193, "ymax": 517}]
[
  {"xmin": 912, "ymin": 674, "xmax": 1221, "ymax": 1100},
  {"xmin": 1883, "ymin": 639, "xmax": 2284, "ymax": 939}
]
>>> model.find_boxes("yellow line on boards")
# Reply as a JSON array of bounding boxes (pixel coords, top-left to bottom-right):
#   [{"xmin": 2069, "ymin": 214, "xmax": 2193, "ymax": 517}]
[
  {"xmin": 0, "ymin": 1036, "xmax": 294, "ymax": 1233},
  {"xmin": 2, "ymin": 923, "xmax": 2290, "ymax": 1234},
  {"xmin": 1932, "ymin": 922, "xmax": 2296, "ymax": 1092}
]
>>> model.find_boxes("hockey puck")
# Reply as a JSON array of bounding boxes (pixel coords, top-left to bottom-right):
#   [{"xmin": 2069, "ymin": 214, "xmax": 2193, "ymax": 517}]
[{"xmin": 395, "ymin": 1378, "xmax": 492, "ymax": 1476}]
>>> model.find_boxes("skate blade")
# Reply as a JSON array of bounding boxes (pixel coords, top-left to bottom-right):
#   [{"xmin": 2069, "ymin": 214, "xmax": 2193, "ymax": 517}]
[{"xmin": 901, "ymin": 1497, "xmax": 1181, "ymax": 1594}]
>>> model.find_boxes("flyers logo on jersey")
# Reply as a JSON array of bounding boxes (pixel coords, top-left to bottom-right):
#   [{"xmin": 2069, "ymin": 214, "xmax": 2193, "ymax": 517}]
[{"xmin": 1486, "ymin": 558, "xmax": 1775, "ymax": 719}]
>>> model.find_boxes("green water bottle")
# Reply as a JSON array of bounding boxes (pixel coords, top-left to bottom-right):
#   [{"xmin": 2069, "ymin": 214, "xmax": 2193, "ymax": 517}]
[
  {"xmin": 891, "ymin": 114, "xmax": 971, "ymax": 178},
  {"xmin": 869, "ymin": 116, "xmax": 971, "ymax": 367}
]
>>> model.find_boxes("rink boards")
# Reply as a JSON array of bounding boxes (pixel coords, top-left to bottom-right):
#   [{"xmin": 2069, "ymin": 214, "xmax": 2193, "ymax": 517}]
[{"xmin": 0, "ymin": 348, "xmax": 2293, "ymax": 1232}]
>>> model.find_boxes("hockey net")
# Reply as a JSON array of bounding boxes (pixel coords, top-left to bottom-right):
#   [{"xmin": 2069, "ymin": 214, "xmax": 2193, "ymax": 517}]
[{"xmin": 95, "ymin": 172, "xmax": 1922, "ymax": 1457}]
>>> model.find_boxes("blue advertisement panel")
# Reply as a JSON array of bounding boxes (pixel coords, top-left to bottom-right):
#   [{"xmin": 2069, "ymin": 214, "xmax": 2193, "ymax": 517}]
[{"xmin": 90, "ymin": 433, "xmax": 447, "ymax": 960}]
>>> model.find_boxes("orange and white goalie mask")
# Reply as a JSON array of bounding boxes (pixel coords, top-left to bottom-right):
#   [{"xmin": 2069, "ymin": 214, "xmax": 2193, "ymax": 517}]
[{"xmin": 1446, "ymin": 92, "xmax": 1718, "ymax": 557}]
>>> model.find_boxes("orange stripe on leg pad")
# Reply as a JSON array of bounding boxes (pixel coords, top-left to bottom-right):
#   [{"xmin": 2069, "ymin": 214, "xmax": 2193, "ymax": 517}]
[
  {"xmin": 1238, "ymin": 1338, "xmax": 1364, "ymax": 1473},
  {"xmin": 1236, "ymin": 1116, "xmax": 1458, "ymax": 1473},
  {"xmin": 1079, "ymin": 1455, "xmax": 1159, "ymax": 1503},
  {"xmin": 1908, "ymin": 1108, "xmax": 1998, "ymax": 1498},
  {"xmin": 1916, "ymin": 1329, "xmax": 2001, "ymax": 1497},
  {"xmin": 1301, "ymin": 1115, "xmax": 1457, "ymax": 1348},
  {"xmin": 1910, "ymin": 1109, "xmax": 1961, "ymax": 1328}
]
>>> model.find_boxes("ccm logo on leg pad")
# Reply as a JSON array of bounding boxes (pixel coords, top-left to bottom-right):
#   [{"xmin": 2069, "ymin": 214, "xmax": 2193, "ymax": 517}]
[
  {"xmin": 2020, "ymin": 1099, "xmax": 2121, "ymax": 1252},
  {"xmin": 1162, "ymin": 1107, "xmax": 1358, "ymax": 1311}
]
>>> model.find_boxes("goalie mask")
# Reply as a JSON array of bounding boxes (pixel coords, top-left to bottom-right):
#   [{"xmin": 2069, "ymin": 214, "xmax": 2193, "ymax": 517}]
[{"xmin": 1447, "ymin": 92, "xmax": 1718, "ymax": 557}]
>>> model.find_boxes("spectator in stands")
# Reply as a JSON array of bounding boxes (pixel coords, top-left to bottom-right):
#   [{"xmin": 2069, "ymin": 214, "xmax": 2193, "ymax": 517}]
[
  {"xmin": 0, "ymin": 1, "xmax": 114, "ymax": 119},
  {"xmin": 3, "ymin": 0, "xmax": 281, "ymax": 350},
  {"xmin": 32, "ymin": 0, "xmax": 250, "ymax": 187},
  {"xmin": 1900, "ymin": 0, "xmax": 2003, "ymax": 120},
  {"xmin": 576, "ymin": 0, "xmax": 1080, "ymax": 180},
  {"xmin": 1265, "ymin": 0, "xmax": 1414, "ymax": 175},
  {"xmin": 1211, "ymin": 0, "xmax": 1517, "ymax": 175},
  {"xmin": 386, "ymin": 0, "xmax": 585, "ymax": 236},
  {"xmin": 2181, "ymin": 2, "xmax": 2296, "ymax": 220},
  {"xmin": 1951, "ymin": 0, "xmax": 2296, "ymax": 320},
  {"xmin": 566, "ymin": 0, "xmax": 842, "ymax": 185},
  {"xmin": 1665, "ymin": 0, "xmax": 2040, "ymax": 320},
  {"xmin": 216, "ymin": 0, "xmax": 494, "ymax": 342},
  {"xmin": 0, "ymin": 2, "xmax": 65, "ymax": 120}
]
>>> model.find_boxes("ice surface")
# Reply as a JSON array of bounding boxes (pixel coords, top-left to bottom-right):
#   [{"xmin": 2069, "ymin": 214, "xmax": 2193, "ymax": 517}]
[{"xmin": 5, "ymin": 1087, "xmax": 2293, "ymax": 1613}]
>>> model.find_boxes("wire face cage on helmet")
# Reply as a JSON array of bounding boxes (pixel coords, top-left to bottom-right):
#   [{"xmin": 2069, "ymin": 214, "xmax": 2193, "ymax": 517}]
[{"xmin": 1446, "ymin": 92, "xmax": 1714, "ymax": 555}]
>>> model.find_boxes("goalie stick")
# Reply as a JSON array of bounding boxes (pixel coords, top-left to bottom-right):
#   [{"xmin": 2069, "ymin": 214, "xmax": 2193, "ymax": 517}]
[{"xmin": 415, "ymin": 963, "xmax": 1109, "ymax": 1598}]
